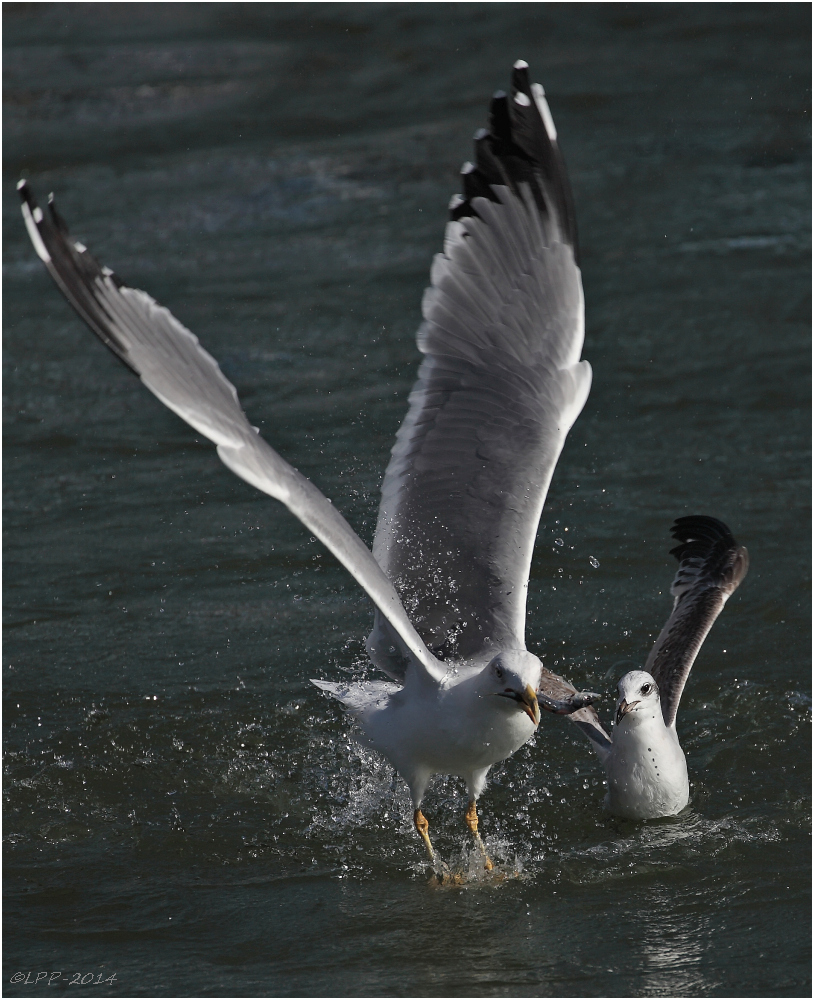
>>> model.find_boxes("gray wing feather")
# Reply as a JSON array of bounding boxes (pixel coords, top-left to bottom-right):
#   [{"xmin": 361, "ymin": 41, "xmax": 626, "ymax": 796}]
[
  {"xmin": 645, "ymin": 516, "xmax": 749, "ymax": 729},
  {"xmin": 18, "ymin": 181, "xmax": 446, "ymax": 687},
  {"xmin": 370, "ymin": 66, "xmax": 590, "ymax": 666},
  {"xmin": 570, "ymin": 707, "xmax": 613, "ymax": 760},
  {"xmin": 536, "ymin": 666, "xmax": 611, "ymax": 758}
]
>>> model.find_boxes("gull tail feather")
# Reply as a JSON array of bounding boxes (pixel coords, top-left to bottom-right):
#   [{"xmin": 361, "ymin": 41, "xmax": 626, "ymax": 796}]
[{"xmin": 311, "ymin": 679, "xmax": 400, "ymax": 716}]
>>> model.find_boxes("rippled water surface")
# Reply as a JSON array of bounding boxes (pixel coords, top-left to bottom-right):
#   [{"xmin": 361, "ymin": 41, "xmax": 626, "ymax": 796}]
[{"xmin": 4, "ymin": 4, "xmax": 811, "ymax": 997}]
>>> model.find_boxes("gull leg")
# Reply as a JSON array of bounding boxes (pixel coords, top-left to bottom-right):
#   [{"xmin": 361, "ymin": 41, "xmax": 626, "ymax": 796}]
[
  {"xmin": 415, "ymin": 809, "xmax": 460, "ymax": 886},
  {"xmin": 413, "ymin": 809, "xmax": 435, "ymax": 861},
  {"xmin": 464, "ymin": 800, "xmax": 493, "ymax": 871}
]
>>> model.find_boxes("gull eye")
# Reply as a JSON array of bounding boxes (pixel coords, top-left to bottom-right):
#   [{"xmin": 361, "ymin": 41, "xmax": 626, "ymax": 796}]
[
  {"xmin": 494, "ymin": 665, "xmax": 504, "ymax": 679},
  {"xmin": 641, "ymin": 683, "xmax": 652, "ymax": 695}
]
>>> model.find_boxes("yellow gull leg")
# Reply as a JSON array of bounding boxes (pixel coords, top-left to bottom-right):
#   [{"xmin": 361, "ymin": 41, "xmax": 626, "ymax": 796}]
[
  {"xmin": 415, "ymin": 809, "xmax": 463, "ymax": 884},
  {"xmin": 414, "ymin": 809, "xmax": 435, "ymax": 861},
  {"xmin": 465, "ymin": 800, "xmax": 493, "ymax": 871}
]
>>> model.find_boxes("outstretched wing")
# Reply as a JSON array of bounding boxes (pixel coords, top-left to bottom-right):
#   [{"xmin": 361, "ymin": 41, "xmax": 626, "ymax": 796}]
[
  {"xmin": 645, "ymin": 516, "xmax": 749, "ymax": 729},
  {"xmin": 369, "ymin": 61, "xmax": 591, "ymax": 671},
  {"xmin": 18, "ymin": 180, "xmax": 446, "ymax": 686}
]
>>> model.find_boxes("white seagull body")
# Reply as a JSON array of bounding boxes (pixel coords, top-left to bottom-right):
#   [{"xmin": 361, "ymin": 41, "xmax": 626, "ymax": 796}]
[
  {"xmin": 19, "ymin": 60, "xmax": 600, "ymax": 870},
  {"xmin": 570, "ymin": 516, "xmax": 749, "ymax": 820}
]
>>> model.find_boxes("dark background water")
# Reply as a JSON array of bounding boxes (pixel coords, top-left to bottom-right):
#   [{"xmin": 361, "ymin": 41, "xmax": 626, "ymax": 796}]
[{"xmin": 4, "ymin": 3, "xmax": 810, "ymax": 997}]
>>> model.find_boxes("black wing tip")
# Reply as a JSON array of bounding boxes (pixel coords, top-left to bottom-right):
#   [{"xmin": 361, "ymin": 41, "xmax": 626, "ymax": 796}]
[
  {"xmin": 18, "ymin": 178, "xmax": 48, "ymax": 225},
  {"xmin": 45, "ymin": 190, "xmax": 74, "ymax": 239},
  {"xmin": 447, "ymin": 60, "xmax": 578, "ymax": 258},
  {"xmin": 18, "ymin": 180, "xmax": 138, "ymax": 375},
  {"xmin": 19, "ymin": 181, "xmax": 69, "ymax": 243},
  {"xmin": 17, "ymin": 178, "xmax": 49, "ymax": 218},
  {"xmin": 669, "ymin": 515, "xmax": 737, "ymax": 556},
  {"xmin": 17, "ymin": 178, "xmax": 39, "ymax": 213},
  {"xmin": 668, "ymin": 515, "xmax": 749, "ymax": 590},
  {"xmin": 511, "ymin": 60, "xmax": 532, "ymax": 96}
]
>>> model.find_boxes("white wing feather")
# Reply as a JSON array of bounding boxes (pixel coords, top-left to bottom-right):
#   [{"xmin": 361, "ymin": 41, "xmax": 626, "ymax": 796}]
[{"xmin": 18, "ymin": 182, "xmax": 446, "ymax": 686}]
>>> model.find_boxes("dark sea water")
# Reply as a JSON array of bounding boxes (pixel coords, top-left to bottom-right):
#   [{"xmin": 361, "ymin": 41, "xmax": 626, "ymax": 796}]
[{"xmin": 4, "ymin": 4, "xmax": 811, "ymax": 997}]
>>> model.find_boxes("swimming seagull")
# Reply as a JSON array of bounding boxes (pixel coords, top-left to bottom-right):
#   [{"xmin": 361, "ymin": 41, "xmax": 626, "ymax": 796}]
[
  {"xmin": 569, "ymin": 516, "xmax": 749, "ymax": 819},
  {"xmin": 18, "ymin": 59, "xmax": 600, "ymax": 872}
]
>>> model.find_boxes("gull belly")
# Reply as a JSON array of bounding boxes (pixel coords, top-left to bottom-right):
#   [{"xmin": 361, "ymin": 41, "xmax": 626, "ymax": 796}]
[
  {"xmin": 359, "ymin": 671, "xmax": 539, "ymax": 799},
  {"xmin": 605, "ymin": 716, "xmax": 689, "ymax": 820}
]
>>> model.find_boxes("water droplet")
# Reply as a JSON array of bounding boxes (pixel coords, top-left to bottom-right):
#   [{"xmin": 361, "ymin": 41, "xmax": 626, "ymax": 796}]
[
  {"xmin": 589, "ymin": 556, "xmax": 600, "ymax": 569},
  {"xmin": 554, "ymin": 538, "xmax": 564, "ymax": 547}
]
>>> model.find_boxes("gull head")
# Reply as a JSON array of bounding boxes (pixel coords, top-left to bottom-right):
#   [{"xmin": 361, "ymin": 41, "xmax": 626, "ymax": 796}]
[
  {"xmin": 614, "ymin": 670, "xmax": 660, "ymax": 727},
  {"xmin": 484, "ymin": 650, "xmax": 542, "ymax": 727}
]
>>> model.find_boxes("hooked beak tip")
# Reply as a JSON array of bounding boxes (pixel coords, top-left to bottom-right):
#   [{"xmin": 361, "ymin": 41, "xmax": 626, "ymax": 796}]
[{"xmin": 522, "ymin": 683, "xmax": 541, "ymax": 727}]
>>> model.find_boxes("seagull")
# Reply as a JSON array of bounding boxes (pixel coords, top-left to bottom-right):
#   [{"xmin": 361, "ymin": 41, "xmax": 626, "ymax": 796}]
[
  {"xmin": 568, "ymin": 516, "xmax": 749, "ymax": 819},
  {"xmin": 19, "ymin": 59, "xmax": 600, "ymax": 874}
]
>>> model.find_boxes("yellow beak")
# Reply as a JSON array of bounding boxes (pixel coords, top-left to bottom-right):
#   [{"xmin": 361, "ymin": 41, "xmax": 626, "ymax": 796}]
[{"xmin": 521, "ymin": 683, "xmax": 541, "ymax": 727}]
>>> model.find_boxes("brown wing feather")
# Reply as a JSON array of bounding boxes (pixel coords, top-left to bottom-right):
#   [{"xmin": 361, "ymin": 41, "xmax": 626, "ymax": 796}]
[
  {"xmin": 539, "ymin": 666, "xmax": 611, "ymax": 752},
  {"xmin": 646, "ymin": 516, "xmax": 749, "ymax": 728}
]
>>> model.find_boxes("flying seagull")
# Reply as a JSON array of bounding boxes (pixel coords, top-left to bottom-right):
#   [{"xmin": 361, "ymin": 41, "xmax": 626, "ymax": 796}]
[
  {"xmin": 19, "ymin": 59, "xmax": 599, "ymax": 874},
  {"xmin": 569, "ymin": 516, "xmax": 749, "ymax": 819}
]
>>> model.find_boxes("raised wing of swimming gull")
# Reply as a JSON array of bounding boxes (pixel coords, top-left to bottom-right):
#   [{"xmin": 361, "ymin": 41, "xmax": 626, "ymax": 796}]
[
  {"xmin": 577, "ymin": 516, "xmax": 748, "ymax": 819},
  {"xmin": 368, "ymin": 59, "xmax": 591, "ymax": 681},
  {"xmin": 20, "ymin": 60, "xmax": 600, "ymax": 878},
  {"xmin": 646, "ymin": 515, "xmax": 749, "ymax": 728}
]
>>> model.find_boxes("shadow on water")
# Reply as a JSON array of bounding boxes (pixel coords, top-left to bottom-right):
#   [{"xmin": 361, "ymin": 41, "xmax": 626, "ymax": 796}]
[{"xmin": 4, "ymin": 2, "xmax": 810, "ymax": 997}]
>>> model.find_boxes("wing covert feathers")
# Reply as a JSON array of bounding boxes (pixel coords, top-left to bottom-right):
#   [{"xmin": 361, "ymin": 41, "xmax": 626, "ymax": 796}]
[
  {"xmin": 646, "ymin": 516, "xmax": 749, "ymax": 728},
  {"xmin": 372, "ymin": 62, "xmax": 589, "ymax": 663},
  {"xmin": 18, "ymin": 180, "xmax": 445, "ymax": 686}
]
